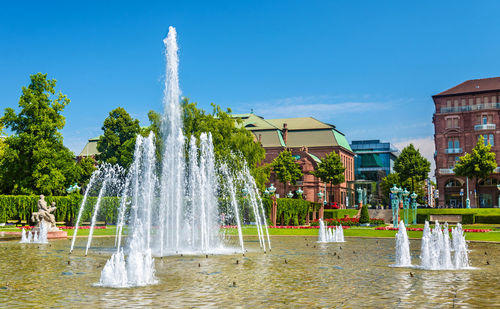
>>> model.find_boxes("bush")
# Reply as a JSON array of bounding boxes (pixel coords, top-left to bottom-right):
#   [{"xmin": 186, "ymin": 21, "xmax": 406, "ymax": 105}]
[
  {"xmin": 262, "ymin": 197, "xmax": 312, "ymax": 226},
  {"xmin": 475, "ymin": 215, "xmax": 500, "ymax": 224},
  {"xmin": 323, "ymin": 209, "xmax": 359, "ymax": 219},
  {"xmin": 359, "ymin": 204, "xmax": 370, "ymax": 224},
  {"xmin": 0, "ymin": 195, "xmax": 121, "ymax": 225}
]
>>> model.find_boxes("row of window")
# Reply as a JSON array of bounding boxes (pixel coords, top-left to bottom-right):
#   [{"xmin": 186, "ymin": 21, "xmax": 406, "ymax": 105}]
[
  {"xmin": 445, "ymin": 114, "xmax": 495, "ymax": 129},
  {"xmin": 447, "ymin": 134, "xmax": 494, "ymax": 149},
  {"xmin": 446, "ymin": 96, "xmax": 498, "ymax": 108}
]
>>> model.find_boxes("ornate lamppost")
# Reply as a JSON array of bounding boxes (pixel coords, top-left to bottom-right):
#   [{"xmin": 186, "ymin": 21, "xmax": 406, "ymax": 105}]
[
  {"xmin": 267, "ymin": 184, "xmax": 277, "ymax": 226},
  {"xmin": 356, "ymin": 187, "xmax": 363, "ymax": 209},
  {"xmin": 316, "ymin": 190, "xmax": 324, "ymax": 221},
  {"xmin": 287, "ymin": 191, "xmax": 294, "ymax": 198},
  {"xmin": 410, "ymin": 191, "xmax": 418, "ymax": 225},
  {"xmin": 402, "ymin": 188, "xmax": 410, "ymax": 225},
  {"xmin": 296, "ymin": 187, "xmax": 303, "ymax": 197},
  {"xmin": 390, "ymin": 185, "xmax": 400, "ymax": 228}
]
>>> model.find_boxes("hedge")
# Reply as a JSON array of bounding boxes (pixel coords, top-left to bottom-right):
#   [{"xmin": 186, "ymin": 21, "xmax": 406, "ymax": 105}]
[
  {"xmin": 262, "ymin": 198, "xmax": 314, "ymax": 226},
  {"xmin": 323, "ymin": 209, "xmax": 359, "ymax": 220},
  {"xmin": 416, "ymin": 213, "xmax": 477, "ymax": 225},
  {"xmin": 475, "ymin": 216, "xmax": 500, "ymax": 224},
  {"xmin": 0, "ymin": 195, "xmax": 121, "ymax": 225}
]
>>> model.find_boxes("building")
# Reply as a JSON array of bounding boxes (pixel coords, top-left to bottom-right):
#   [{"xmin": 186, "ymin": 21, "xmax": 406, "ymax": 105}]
[
  {"xmin": 433, "ymin": 77, "xmax": 500, "ymax": 208},
  {"xmin": 350, "ymin": 140, "xmax": 399, "ymax": 205},
  {"xmin": 235, "ymin": 113, "xmax": 355, "ymax": 208}
]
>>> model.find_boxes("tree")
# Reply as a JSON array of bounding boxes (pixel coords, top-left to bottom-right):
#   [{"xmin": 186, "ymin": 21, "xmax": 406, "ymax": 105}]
[
  {"xmin": 0, "ymin": 73, "xmax": 77, "ymax": 195},
  {"xmin": 311, "ymin": 151, "xmax": 345, "ymax": 202},
  {"xmin": 271, "ymin": 150, "xmax": 303, "ymax": 194},
  {"xmin": 97, "ymin": 107, "xmax": 141, "ymax": 169},
  {"xmin": 394, "ymin": 144, "xmax": 430, "ymax": 193},
  {"xmin": 454, "ymin": 136, "xmax": 497, "ymax": 207},
  {"xmin": 76, "ymin": 157, "xmax": 97, "ymax": 188},
  {"xmin": 359, "ymin": 204, "xmax": 370, "ymax": 224},
  {"xmin": 380, "ymin": 172, "xmax": 427, "ymax": 206}
]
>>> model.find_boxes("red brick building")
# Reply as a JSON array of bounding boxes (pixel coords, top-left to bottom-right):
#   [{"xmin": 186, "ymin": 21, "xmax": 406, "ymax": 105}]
[
  {"xmin": 433, "ymin": 77, "xmax": 500, "ymax": 208},
  {"xmin": 235, "ymin": 114, "xmax": 355, "ymax": 208}
]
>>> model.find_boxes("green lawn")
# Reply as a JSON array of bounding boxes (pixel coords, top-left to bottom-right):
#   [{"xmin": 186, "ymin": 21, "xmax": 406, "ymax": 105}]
[{"xmin": 2, "ymin": 224, "xmax": 499, "ymax": 242}]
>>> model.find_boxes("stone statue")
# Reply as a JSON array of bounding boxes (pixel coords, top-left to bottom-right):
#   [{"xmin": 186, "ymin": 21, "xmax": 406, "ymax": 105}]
[{"xmin": 31, "ymin": 195, "xmax": 58, "ymax": 231}]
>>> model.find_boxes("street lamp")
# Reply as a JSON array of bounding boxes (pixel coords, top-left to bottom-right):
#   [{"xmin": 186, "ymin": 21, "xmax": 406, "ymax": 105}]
[
  {"xmin": 267, "ymin": 184, "xmax": 277, "ymax": 226},
  {"xmin": 356, "ymin": 187, "xmax": 363, "ymax": 208},
  {"xmin": 287, "ymin": 191, "xmax": 294, "ymax": 198},
  {"xmin": 390, "ymin": 185, "xmax": 400, "ymax": 228},
  {"xmin": 402, "ymin": 188, "xmax": 410, "ymax": 225},
  {"xmin": 410, "ymin": 191, "xmax": 418, "ymax": 225},
  {"xmin": 317, "ymin": 190, "xmax": 324, "ymax": 200},
  {"xmin": 296, "ymin": 187, "xmax": 303, "ymax": 197},
  {"xmin": 242, "ymin": 188, "xmax": 248, "ymax": 197}
]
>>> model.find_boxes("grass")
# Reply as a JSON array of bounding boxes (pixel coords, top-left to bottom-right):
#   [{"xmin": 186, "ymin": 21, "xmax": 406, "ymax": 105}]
[{"xmin": 2, "ymin": 224, "xmax": 500, "ymax": 242}]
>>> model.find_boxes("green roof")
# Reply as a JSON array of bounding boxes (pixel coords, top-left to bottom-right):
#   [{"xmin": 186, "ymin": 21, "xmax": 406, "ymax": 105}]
[{"xmin": 332, "ymin": 130, "xmax": 352, "ymax": 151}]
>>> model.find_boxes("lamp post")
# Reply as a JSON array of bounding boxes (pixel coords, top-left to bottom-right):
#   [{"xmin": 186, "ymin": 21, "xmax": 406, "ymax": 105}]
[
  {"xmin": 356, "ymin": 187, "xmax": 363, "ymax": 209},
  {"xmin": 410, "ymin": 191, "xmax": 417, "ymax": 225},
  {"xmin": 268, "ymin": 184, "xmax": 277, "ymax": 226},
  {"xmin": 390, "ymin": 185, "xmax": 400, "ymax": 228},
  {"xmin": 402, "ymin": 188, "xmax": 410, "ymax": 226},
  {"xmin": 466, "ymin": 177, "xmax": 470, "ymax": 208},
  {"xmin": 315, "ymin": 190, "xmax": 324, "ymax": 221}
]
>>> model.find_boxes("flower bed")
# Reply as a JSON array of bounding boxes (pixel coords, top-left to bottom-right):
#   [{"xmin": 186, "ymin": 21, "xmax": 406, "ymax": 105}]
[
  {"xmin": 375, "ymin": 226, "xmax": 491, "ymax": 233},
  {"xmin": 267, "ymin": 225, "xmax": 351, "ymax": 229},
  {"xmin": 310, "ymin": 217, "xmax": 385, "ymax": 227},
  {"xmin": 17, "ymin": 226, "xmax": 107, "ymax": 230}
]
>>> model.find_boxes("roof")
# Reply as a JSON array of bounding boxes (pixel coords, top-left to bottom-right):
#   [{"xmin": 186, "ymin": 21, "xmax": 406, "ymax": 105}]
[
  {"xmin": 78, "ymin": 138, "xmax": 100, "ymax": 157},
  {"xmin": 434, "ymin": 77, "xmax": 500, "ymax": 97},
  {"xmin": 265, "ymin": 117, "xmax": 334, "ymax": 130},
  {"xmin": 232, "ymin": 114, "xmax": 352, "ymax": 152}
]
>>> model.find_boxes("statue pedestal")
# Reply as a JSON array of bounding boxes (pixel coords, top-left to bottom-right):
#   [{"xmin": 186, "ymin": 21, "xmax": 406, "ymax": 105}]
[
  {"xmin": 32, "ymin": 221, "xmax": 68, "ymax": 240},
  {"xmin": 46, "ymin": 230, "xmax": 67, "ymax": 239}
]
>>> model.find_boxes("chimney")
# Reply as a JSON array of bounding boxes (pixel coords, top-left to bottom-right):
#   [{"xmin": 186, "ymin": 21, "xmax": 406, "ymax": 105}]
[{"xmin": 282, "ymin": 123, "xmax": 288, "ymax": 145}]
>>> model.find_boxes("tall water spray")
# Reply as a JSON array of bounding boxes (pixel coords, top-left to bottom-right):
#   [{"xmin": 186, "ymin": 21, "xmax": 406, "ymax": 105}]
[
  {"xmin": 95, "ymin": 26, "xmax": 266, "ymax": 287},
  {"xmin": 393, "ymin": 221, "xmax": 412, "ymax": 267}
]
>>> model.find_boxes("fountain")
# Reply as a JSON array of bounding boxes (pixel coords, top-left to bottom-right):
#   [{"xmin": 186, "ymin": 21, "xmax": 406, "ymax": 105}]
[
  {"xmin": 419, "ymin": 221, "xmax": 470, "ymax": 270},
  {"xmin": 19, "ymin": 223, "xmax": 48, "ymax": 244},
  {"xmin": 392, "ymin": 221, "xmax": 412, "ymax": 267},
  {"xmin": 67, "ymin": 26, "xmax": 269, "ymax": 287},
  {"xmin": 318, "ymin": 219, "xmax": 345, "ymax": 243}
]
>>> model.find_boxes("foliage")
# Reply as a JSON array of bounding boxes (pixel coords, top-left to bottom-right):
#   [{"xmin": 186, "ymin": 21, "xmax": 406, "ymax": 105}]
[
  {"xmin": 454, "ymin": 136, "xmax": 497, "ymax": 206},
  {"xmin": 311, "ymin": 151, "xmax": 345, "ymax": 201},
  {"xmin": 0, "ymin": 195, "xmax": 120, "ymax": 225},
  {"xmin": 97, "ymin": 107, "xmax": 141, "ymax": 169},
  {"xmin": 322, "ymin": 209, "xmax": 358, "ymax": 220},
  {"xmin": 475, "ymin": 216, "xmax": 500, "ymax": 224},
  {"xmin": 380, "ymin": 172, "xmax": 427, "ymax": 205},
  {"xmin": 394, "ymin": 144, "xmax": 430, "ymax": 192},
  {"xmin": 75, "ymin": 157, "xmax": 97, "ymax": 189},
  {"xmin": 0, "ymin": 73, "xmax": 78, "ymax": 195},
  {"xmin": 262, "ymin": 197, "xmax": 311, "ymax": 226},
  {"xmin": 271, "ymin": 150, "xmax": 303, "ymax": 193},
  {"xmin": 180, "ymin": 99, "xmax": 268, "ymax": 190},
  {"xmin": 359, "ymin": 204, "xmax": 370, "ymax": 224}
]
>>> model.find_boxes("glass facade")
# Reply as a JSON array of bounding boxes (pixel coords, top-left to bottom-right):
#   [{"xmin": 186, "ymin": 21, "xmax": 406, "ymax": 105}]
[{"xmin": 350, "ymin": 140, "xmax": 399, "ymax": 182}]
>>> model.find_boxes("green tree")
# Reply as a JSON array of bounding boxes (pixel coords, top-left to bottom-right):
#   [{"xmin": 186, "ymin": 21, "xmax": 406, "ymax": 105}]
[
  {"xmin": 97, "ymin": 107, "xmax": 141, "ymax": 169},
  {"xmin": 76, "ymin": 157, "xmax": 97, "ymax": 188},
  {"xmin": 359, "ymin": 204, "xmax": 370, "ymax": 224},
  {"xmin": 394, "ymin": 144, "xmax": 430, "ymax": 193},
  {"xmin": 380, "ymin": 172, "xmax": 427, "ymax": 206},
  {"xmin": 454, "ymin": 136, "xmax": 497, "ymax": 207},
  {"xmin": 311, "ymin": 151, "xmax": 345, "ymax": 202},
  {"xmin": 180, "ymin": 98, "xmax": 268, "ymax": 190},
  {"xmin": 0, "ymin": 73, "xmax": 77, "ymax": 195},
  {"xmin": 271, "ymin": 150, "xmax": 303, "ymax": 194}
]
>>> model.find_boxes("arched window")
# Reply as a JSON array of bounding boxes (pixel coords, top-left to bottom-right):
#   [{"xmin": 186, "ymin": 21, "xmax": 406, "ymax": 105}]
[
  {"xmin": 445, "ymin": 179, "xmax": 461, "ymax": 188},
  {"xmin": 478, "ymin": 178, "xmax": 498, "ymax": 186}
]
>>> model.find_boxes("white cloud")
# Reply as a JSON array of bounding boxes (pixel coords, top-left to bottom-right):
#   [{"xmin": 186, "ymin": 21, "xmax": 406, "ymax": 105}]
[{"xmin": 394, "ymin": 136, "xmax": 435, "ymax": 180}]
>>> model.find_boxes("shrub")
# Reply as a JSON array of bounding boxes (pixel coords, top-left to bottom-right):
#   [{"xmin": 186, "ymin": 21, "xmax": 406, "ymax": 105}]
[
  {"xmin": 359, "ymin": 204, "xmax": 370, "ymax": 224},
  {"xmin": 474, "ymin": 215, "xmax": 500, "ymax": 224}
]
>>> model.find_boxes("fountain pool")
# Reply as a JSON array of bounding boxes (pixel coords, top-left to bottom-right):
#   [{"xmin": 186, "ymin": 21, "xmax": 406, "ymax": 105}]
[{"xmin": 1, "ymin": 236, "xmax": 499, "ymax": 307}]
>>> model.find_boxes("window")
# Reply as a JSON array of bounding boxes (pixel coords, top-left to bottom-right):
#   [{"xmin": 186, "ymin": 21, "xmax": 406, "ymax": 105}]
[
  {"xmin": 447, "ymin": 100, "xmax": 451, "ymax": 108},
  {"xmin": 483, "ymin": 116, "xmax": 488, "ymax": 124},
  {"xmin": 477, "ymin": 97, "xmax": 481, "ymax": 104},
  {"xmin": 445, "ymin": 179, "xmax": 461, "ymax": 187},
  {"xmin": 454, "ymin": 100, "xmax": 459, "ymax": 107},
  {"xmin": 448, "ymin": 137, "xmax": 459, "ymax": 149},
  {"xmin": 446, "ymin": 116, "xmax": 459, "ymax": 128},
  {"xmin": 447, "ymin": 157, "xmax": 455, "ymax": 169},
  {"xmin": 492, "ymin": 96, "xmax": 497, "ymax": 103},
  {"xmin": 469, "ymin": 98, "xmax": 474, "ymax": 105},
  {"xmin": 448, "ymin": 139, "xmax": 453, "ymax": 149},
  {"xmin": 490, "ymin": 134, "xmax": 494, "ymax": 146},
  {"xmin": 454, "ymin": 139, "xmax": 460, "ymax": 148},
  {"xmin": 485, "ymin": 96, "xmax": 489, "ymax": 104},
  {"xmin": 453, "ymin": 117, "xmax": 459, "ymax": 128},
  {"xmin": 461, "ymin": 99, "xmax": 466, "ymax": 106}
]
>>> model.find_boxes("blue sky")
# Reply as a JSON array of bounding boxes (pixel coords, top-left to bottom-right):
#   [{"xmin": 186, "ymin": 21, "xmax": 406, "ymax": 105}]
[{"xmin": 2, "ymin": 1, "xmax": 500, "ymax": 173}]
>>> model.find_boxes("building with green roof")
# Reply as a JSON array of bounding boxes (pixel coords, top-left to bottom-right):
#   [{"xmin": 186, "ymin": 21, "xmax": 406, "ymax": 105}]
[{"xmin": 234, "ymin": 113, "xmax": 355, "ymax": 211}]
